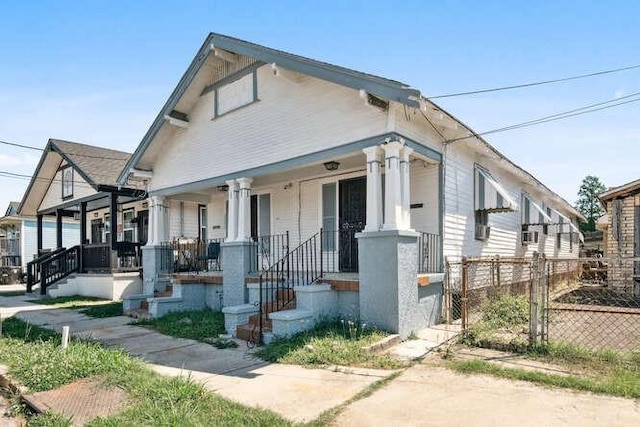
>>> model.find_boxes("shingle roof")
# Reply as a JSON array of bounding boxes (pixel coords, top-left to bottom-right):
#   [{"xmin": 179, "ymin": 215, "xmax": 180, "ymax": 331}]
[{"xmin": 50, "ymin": 139, "xmax": 131, "ymax": 187}]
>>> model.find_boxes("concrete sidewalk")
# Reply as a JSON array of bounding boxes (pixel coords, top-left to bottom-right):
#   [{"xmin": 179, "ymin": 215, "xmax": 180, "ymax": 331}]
[{"xmin": 0, "ymin": 294, "xmax": 393, "ymax": 423}]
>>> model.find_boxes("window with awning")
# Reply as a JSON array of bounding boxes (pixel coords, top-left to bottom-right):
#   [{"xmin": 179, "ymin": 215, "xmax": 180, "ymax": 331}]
[
  {"xmin": 549, "ymin": 208, "xmax": 584, "ymax": 242},
  {"xmin": 522, "ymin": 194, "xmax": 552, "ymax": 225},
  {"xmin": 474, "ymin": 165, "xmax": 518, "ymax": 213}
]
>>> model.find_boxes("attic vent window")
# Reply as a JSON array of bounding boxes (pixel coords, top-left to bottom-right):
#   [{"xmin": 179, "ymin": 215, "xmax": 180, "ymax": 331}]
[
  {"xmin": 214, "ymin": 70, "xmax": 258, "ymax": 117},
  {"xmin": 61, "ymin": 166, "xmax": 73, "ymax": 199},
  {"xmin": 367, "ymin": 94, "xmax": 389, "ymax": 110}
]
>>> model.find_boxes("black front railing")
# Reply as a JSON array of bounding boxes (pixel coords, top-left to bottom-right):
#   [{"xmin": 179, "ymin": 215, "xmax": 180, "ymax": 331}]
[
  {"xmin": 26, "ymin": 247, "xmax": 66, "ymax": 293},
  {"xmin": 253, "ymin": 232, "xmax": 289, "ymax": 272},
  {"xmin": 417, "ymin": 231, "xmax": 442, "ymax": 273},
  {"xmin": 160, "ymin": 238, "xmax": 224, "ymax": 274},
  {"xmin": 39, "ymin": 245, "xmax": 80, "ymax": 295},
  {"xmin": 81, "ymin": 243, "xmax": 111, "ymax": 272},
  {"xmin": 259, "ymin": 231, "xmax": 321, "ymax": 342},
  {"xmin": 114, "ymin": 241, "xmax": 142, "ymax": 269}
]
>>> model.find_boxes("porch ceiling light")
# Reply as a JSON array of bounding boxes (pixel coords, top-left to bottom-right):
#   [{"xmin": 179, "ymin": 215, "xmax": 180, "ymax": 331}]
[
  {"xmin": 217, "ymin": 185, "xmax": 229, "ymax": 192},
  {"xmin": 323, "ymin": 161, "xmax": 340, "ymax": 171}
]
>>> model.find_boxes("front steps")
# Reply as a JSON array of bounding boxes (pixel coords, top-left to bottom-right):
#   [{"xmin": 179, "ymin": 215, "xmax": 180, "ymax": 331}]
[{"xmin": 235, "ymin": 288, "xmax": 296, "ymax": 340}]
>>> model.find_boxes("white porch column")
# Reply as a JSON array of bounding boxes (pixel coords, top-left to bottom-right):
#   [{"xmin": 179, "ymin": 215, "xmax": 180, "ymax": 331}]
[
  {"xmin": 363, "ymin": 146, "xmax": 384, "ymax": 232},
  {"xmin": 237, "ymin": 177, "xmax": 253, "ymax": 242},
  {"xmin": 153, "ymin": 196, "xmax": 168, "ymax": 244},
  {"xmin": 382, "ymin": 140, "xmax": 404, "ymax": 231},
  {"xmin": 146, "ymin": 197, "xmax": 156, "ymax": 246},
  {"xmin": 400, "ymin": 146, "xmax": 414, "ymax": 231},
  {"xmin": 226, "ymin": 180, "xmax": 239, "ymax": 242}
]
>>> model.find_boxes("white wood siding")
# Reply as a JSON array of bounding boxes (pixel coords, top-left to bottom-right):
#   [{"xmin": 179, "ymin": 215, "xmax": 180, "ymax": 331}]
[
  {"xmin": 167, "ymin": 200, "xmax": 200, "ymax": 239},
  {"xmin": 409, "ymin": 162, "xmax": 439, "ymax": 235},
  {"xmin": 442, "ymin": 142, "xmax": 577, "ymax": 260},
  {"xmin": 150, "ymin": 66, "xmax": 388, "ymax": 191},
  {"xmin": 40, "ymin": 165, "xmax": 96, "ymax": 211}
]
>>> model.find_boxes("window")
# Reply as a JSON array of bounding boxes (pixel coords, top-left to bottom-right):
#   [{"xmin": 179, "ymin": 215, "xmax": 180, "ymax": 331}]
[
  {"xmin": 474, "ymin": 210, "xmax": 490, "ymax": 241},
  {"xmin": 104, "ymin": 213, "xmax": 111, "ymax": 243},
  {"xmin": 199, "ymin": 205, "xmax": 208, "ymax": 241},
  {"xmin": 322, "ymin": 183, "xmax": 337, "ymax": 250},
  {"xmin": 61, "ymin": 167, "xmax": 73, "ymax": 199},
  {"xmin": 123, "ymin": 209, "xmax": 135, "ymax": 242},
  {"xmin": 215, "ymin": 71, "xmax": 258, "ymax": 117}
]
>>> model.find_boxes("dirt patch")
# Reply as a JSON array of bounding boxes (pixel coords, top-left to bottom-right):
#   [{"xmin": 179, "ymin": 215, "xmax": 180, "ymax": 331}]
[{"xmin": 554, "ymin": 287, "xmax": 640, "ymax": 308}]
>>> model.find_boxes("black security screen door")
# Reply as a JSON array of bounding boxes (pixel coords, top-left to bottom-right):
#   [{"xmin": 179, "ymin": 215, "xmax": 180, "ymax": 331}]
[
  {"xmin": 137, "ymin": 210, "xmax": 149, "ymax": 245},
  {"xmin": 338, "ymin": 177, "xmax": 366, "ymax": 272}
]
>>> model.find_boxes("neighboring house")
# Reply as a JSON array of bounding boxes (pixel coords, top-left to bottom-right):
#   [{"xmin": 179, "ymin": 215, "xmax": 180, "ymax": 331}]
[
  {"xmin": 0, "ymin": 201, "xmax": 79, "ymax": 272},
  {"xmin": 599, "ymin": 178, "xmax": 640, "ymax": 295},
  {"xmin": 18, "ymin": 139, "xmax": 147, "ymax": 299},
  {"xmin": 109, "ymin": 33, "xmax": 582, "ymax": 341}
]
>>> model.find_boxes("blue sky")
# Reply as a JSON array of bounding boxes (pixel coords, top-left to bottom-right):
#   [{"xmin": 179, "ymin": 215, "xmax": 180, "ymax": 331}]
[{"xmin": 1, "ymin": 1, "xmax": 639, "ymax": 212}]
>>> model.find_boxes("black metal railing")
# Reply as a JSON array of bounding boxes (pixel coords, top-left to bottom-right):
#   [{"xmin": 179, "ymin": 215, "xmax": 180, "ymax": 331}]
[
  {"xmin": 114, "ymin": 241, "xmax": 142, "ymax": 269},
  {"xmin": 160, "ymin": 238, "xmax": 224, "ymax": 274},
  {"xmin": 417, "ymin": 231, "xmax": 442, "ymax": 273},
  {"xmin": 258, "ymin": 231, "xmax": 322, "ymax": 342},
  {"xmin": 39, "ymin": 245, "xmax": 80, "ymax": 295},
  {"xmin": 319, "ymin": 228, "xmax": 362, "ymax": 273},
  {"xmin": 253, "ymin": 232, "xmax": 289, "ymax": 272},
  {"xmin": 26, "ymin": 247, "xmax": 66, "ymax": 293},
  {"xmin": 81, "ymin": 243, "xmax": 111, "ymax": 272}
]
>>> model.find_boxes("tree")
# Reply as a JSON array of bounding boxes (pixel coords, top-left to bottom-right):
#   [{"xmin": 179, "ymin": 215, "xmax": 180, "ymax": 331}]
[{"xmin": 575, "ymin": 175, "xmax": 606, "ymax": 232}]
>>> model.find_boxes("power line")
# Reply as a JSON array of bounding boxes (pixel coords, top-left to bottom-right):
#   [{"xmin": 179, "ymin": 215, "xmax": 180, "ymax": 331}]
[
  {"xmin": 0, "ymin": 170, "xmax": 97, "ymax": 189},
  {"xmin": 0, "ymin": 139, "xmax": 130, "ymax": 161},
  {"xmin": 428, "ymin": 63, "xmax": 640, "ymax": 99},
  {"xmin": 444, "ymin": 91, "xmax": 640, "ymax": 144}
]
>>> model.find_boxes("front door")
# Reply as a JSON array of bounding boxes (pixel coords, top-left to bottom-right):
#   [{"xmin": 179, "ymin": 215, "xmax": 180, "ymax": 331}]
[
  {"xmin": 90, "ymin": 220, "xmax": 103, "ymax": 243},
  {"xmin": 338, "ymin": 177, "xmax": 366, "ymax": 272},
  {"xmin": 137, "ymin": 210, "xmax": 149, "ymax": 245}
]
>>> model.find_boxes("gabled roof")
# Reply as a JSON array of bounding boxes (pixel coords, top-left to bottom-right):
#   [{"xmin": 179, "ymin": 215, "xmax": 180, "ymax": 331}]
[
  {"xmin": 599, "ymin": 177, "xmax": 640, "ymax": 202},
  {"xmin": 117, "ymin": 32, "xmax": 583, "ymax": 221},
  {"xmin": 18, "ymin": 139, "xmax": 132, "ymax": 216},
  {"xmin": 117, "ymin": 32, "xmax": 421, "ymax": 184},
  {"xmin": 5, "ymin": 202, "xmax": 19, "ymax": 217}
]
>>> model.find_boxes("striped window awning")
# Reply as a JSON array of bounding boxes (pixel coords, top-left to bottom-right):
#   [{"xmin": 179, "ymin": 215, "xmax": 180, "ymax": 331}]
[
  {"xmin": 474, "ymin": 166, "xmax": 518, "ymax": 212},
  {"xmin": 522, "ymin": 195, "xmax": 552, "ymax": 225},
  {"xmin": 549, "ymin": 208, "xmax": 584, "ymax": 242}
]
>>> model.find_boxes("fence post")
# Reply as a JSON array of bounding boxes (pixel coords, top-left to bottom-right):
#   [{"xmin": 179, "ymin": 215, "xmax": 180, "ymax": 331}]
[
  {"xmin": 461, "ymin": 256, "xmax": 469, "ymax": 330},
  {"xmin": 495, "ymin": 254, "xmax": 501, "ymax": 287},
  {"xmin": 529, "ymin": 252, "xmax": 540, "ymax": 346},
  {"xmin": 444, "ymin": 259, "xmax": 451, "ymax": 324},
  {"xmin": 540, "ymin": 254, "xmax": 548, "ymax": 343}
]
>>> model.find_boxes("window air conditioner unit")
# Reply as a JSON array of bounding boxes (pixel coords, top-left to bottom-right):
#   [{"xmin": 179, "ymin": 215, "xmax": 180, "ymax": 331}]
[
  {"xmin": 522, "ymin": 230, "xmax": 539, "ymax": 244},
  {"xmin": 475, "ymin": 224, "xmax": 491, "ymax": 241}
]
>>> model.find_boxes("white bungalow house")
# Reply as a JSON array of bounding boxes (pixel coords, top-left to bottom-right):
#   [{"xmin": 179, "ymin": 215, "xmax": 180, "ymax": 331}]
[
  {"xmin": 18, "ymin": 139, "xmax": 147, "ymax": 299},
  {"xmin": 114, "ymin": 33, "xmax": 583, "ymax": 341}
]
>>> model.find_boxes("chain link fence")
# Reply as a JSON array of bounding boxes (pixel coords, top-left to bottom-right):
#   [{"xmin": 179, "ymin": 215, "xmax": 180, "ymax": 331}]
[{"xmin": 445, "ymin": 255, "xmax": 640, "ymax": 354}]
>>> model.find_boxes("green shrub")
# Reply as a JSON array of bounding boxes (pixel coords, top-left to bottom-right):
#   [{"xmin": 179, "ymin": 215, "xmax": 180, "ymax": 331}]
[{"xmin": 481, "ymin": 295, "xmax": 529, "ymax": 329}]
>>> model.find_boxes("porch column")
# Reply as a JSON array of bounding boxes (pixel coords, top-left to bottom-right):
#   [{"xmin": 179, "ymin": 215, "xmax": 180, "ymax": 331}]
[
  {"xmin": 400, "ymin": 146, "xmax": 414, "ymax": 231},
  {"xmin": 146, "ymin": 197, "xmax": 156, "ymax": 246},
  {"xmin": 36, "ymin": 214, "xmax": 43, "ymax": 252},
  {"xmin": 152, "ymin": 196, "xmax": 168, "ymax": 244},
  {"xmin": 363, "ymin": 146, "xmax": 383, "ymax": 232},
  {"xmin": 382, "ymin": 140, "xmax": 404, "ymax": 231},
  {"xmin": 109, "ymin": 193, "xmax": 118, "ymax": 248},
  {"xmin": 56, "ymin": 209, "xmax": 63, "ymax": 248},
  {"xmin": 226, "ymin": 180, "xmax": 238, "ymax": 242},
  {"xmin": 237, "ymin": 177, "xmax": 253, "ymax": 242},
  {"xmin": 80, "ymin": 202, "xmax": 87, "ymax": 244}
]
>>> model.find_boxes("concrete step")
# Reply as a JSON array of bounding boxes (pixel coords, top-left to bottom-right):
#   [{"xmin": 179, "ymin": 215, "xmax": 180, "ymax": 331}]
[
  {"xmin": 236, "ymin": 323, "xmax": 265, "ymax": 341},
  {"xmin": 275, "ymin": 288, "xmax": 295, "ymax": 301},
  {"xmin": 248, "ymin": 314, "xmax": 272, "ymax": 329},
  {"xmin": 140, "ymin": 300, "xmax": 149, "ymax": 310}
]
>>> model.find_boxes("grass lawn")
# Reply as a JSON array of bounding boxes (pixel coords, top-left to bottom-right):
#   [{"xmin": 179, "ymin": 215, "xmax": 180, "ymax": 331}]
[
  {"xmin": 0, "ymin": 317, "xmax": 292, "ymax": 426},
  {"xmin": 134, "ymin": 308, "xmax": 226, "ymax": 344},
  {"xmin": 80, "ymin": 302, "xmax": 123, "ymax": 318},
  {"xmin": 31, "ymin": 296, "xmax": 109, "ymax": 309},
  {"xmin": 254, "ymin": 320, "xmax": 404, "ymax": 369}
]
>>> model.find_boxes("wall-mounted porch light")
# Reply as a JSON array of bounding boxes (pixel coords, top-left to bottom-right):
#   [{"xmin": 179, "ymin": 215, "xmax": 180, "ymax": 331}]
[
  {"xmin": 216, "ymin": 185, "xmax": 229, "ymax": 192},
  {"xmin": 323, "ymin": 161, "xmax": 340, "ymax": 171}
]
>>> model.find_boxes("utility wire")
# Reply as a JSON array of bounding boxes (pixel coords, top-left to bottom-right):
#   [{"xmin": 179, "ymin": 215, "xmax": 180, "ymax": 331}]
[
  {"xmin": 0, "ymin": 170, "xmax": 98, "ymax": 189},
  {"xmin": 0, "ymin": 139, "xmax": 130, "ymax": 161},
  {"xmin": 444, "ymin": 92, "xmax": 640, "ymax": 144},
  {"xmin": 428, "ymin": 63, "xmax": 640, "ymax": 99}
]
